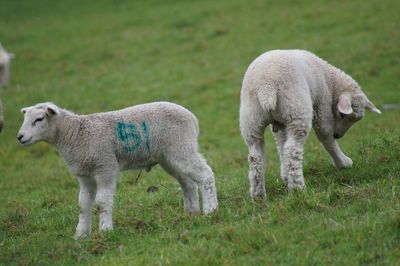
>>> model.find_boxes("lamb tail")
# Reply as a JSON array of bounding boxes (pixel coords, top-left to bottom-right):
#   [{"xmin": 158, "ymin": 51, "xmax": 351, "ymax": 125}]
[{"xmin": 257, "ymin": 86, "xmax": 277, "ymax": 112}]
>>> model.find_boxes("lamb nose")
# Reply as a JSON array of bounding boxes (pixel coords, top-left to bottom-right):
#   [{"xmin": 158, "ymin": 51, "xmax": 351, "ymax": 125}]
[{"xmin": 17, "ymin": 134, "xmax": 24, "ymax": 141}]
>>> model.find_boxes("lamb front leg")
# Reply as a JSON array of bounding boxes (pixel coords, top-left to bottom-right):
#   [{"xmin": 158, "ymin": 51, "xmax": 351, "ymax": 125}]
[
  {"xmin": 313, "ymin": 111, "xmax": 353, "ymax": 169},
  {"xmin": 94, "ymin": 171, "xmax": 117, "ymax": 232},
  {"xmin": 319, "ymin": 137, "xmax": 353, "ymax": 169},
  {"xmin": 75, "ymin": 176, "xmax": 96, "ymax": 239},
  {"xmin": 271, "ymin": 127, "xmax": 288, "ymax": 183}
]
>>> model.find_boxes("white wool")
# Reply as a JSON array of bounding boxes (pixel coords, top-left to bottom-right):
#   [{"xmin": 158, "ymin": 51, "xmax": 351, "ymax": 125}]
[
  {"xmin": 240, "ymin": 49, "xmax": 381, "ymax": 199},
  {"xmin": 18, "ymin": 101, "xmax": 218, "ymax": 238},
  {"xmin": 0, "ymin": 43, "xmax": 14, "ymax": 88}
]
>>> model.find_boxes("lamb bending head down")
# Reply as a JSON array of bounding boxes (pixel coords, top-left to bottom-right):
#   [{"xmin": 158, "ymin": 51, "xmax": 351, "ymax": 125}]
[
  {"xmin": 334, "ymin": 92, "xmax": 381, "ymax": 139},
  {"xmin": 17, "ymin": 101, "xmax": 218, "ymax": 239},
  {"xmin": 239, "ymin": 49, "xmax": 381, "ymax": 200}
]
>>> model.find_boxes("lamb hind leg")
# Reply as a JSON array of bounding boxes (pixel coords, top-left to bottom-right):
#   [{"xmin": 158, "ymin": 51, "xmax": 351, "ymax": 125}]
[
  {"xmin": 161, "ymin": 154, "xmax": 218, "ymax": 214},
  {"xmin": 192, "ymin": 156, "xmax": 218, "ymax": 214},
  {"xmin": 282, "ymin": 120, "xmax": 311, "ymax": 190},
  {"xmin": 161, "ymin": 163, "xmax": 200, "ymax": 214},
  {"xmin": 247, "ymin": 137, "xmax": 266, "ymax": 200},
  {"xmin": 178, "ymin": 178, "xmax": 200, "ymax": 214}
]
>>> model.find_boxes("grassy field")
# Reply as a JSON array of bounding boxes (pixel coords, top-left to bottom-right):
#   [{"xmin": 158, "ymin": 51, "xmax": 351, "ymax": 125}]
[{"xmin": 0, "ymin": 0, "xmax": 399, "ymax": 265}]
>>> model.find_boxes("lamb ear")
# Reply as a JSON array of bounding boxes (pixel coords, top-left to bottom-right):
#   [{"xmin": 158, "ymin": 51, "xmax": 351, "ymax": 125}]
[
  {"xmin": 46, "ymin": 104, "xmax": 60, "ymax": 116},
  {"xmin": 365, "ymin": 98, "xmax": 381, "ymax": 114},
  {"xmin": 337, "ymin": 94, "xmax": 353, "ymax": 114}
]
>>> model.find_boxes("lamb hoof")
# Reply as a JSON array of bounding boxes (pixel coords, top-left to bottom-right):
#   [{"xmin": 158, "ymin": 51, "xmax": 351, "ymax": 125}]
[
  {"xmin": 99, "ymin": 223, "xmax": 113, "ymax": 232},
  {"xmin": 250, "ymin": 184, "xmax": 267, "ymax": 200},
  {"xmin": 250, "ymin": 192, "xmax": 267, "ymax": 201},
  {"xmin": 74, "ymin": 231, "xmax": 89, "ymax": 240},
  {"xmin": 203, "ymin": 205, "xmax": 218, "ymax": 215},
  {"xmin": 335, "ymin": 157, "xmax": 353, "ymax": 169},
  {"xmin": 280, "ymin": 176, "xmax": 288, "ymax": 184},
  {"xmin": 188, "ymin": 210, "xmax": 201, "ymax": 216},
  {"xmin": 288, "ymin": 181, "xmax": 305, "ymax": 191}
]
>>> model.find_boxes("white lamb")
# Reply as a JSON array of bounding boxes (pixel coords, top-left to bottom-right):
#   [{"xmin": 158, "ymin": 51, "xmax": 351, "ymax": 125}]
[
  {"xmin": 17, "ymin": 102, "xmax": 218, "ymax": 238},
  {"xmin": 0, "ymin": 98, "xmax": 3, "ymax": 132},
  {"xmin": 240, "ymin": 49, "xmax": 381, "ymax": 199},
  {"xmin": 0, "ymin": 43, "xmax": 14, "ymax": 88}
]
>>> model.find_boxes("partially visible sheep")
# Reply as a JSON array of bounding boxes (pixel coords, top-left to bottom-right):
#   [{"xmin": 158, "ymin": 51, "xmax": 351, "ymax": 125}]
[
  {"xmin": 240, "ymin": 49, "xmax": 381, "ymax": 199},
  {"xmin": 0, "ymin": 43, "xmax": 14, "ymax": 88},
  {"xmin": 17, "ymin": 102, "xmax": 218, "ymax": 238},
  {"xmin": 0, "ymin": 98, "xmax": 3, "ymax": 132}
]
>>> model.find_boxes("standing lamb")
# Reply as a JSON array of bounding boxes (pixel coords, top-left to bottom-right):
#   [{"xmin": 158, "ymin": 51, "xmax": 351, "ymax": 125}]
[
  {"xmin": 240, "ymin": 49, "xmax": 381, "ymax": 199},
  {"xmin": 17, "ymin": 102, "xmax": 218, "ymax": 238},
  {"xmin": 0, "ymin": 43, "xmax": 14, "ymax": 88}
]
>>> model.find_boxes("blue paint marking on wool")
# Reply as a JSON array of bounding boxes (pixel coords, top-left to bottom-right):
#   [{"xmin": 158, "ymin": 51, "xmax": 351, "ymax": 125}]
[
  {"xmin": 140, "ymin": 120, "xmax": 151, "ymax": 151},
  {"xmin": 115, "ymin": 121, "xmax": 151, "ymax": 153}
]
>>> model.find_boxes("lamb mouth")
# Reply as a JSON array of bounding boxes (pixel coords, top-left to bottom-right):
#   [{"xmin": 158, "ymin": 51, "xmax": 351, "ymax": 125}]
[{"xmin": 20, "ymin": 137, "xmax": 32, "ymax": 145}]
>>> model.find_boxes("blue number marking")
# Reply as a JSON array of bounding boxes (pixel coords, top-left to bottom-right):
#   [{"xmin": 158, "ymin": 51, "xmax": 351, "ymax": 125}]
[
  {"xmin": 115, "ymin": 121, "xmax": 150, "ymax": 153},
  {"xmin": 140, "ymin": 121, "xmax": 150, "ymax": 151}
]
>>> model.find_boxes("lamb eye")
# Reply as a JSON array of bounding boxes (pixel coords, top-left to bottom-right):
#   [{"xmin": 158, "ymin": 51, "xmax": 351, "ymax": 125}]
[{"xmin": 33, "ymin": 117, "xmax": 45, "ymax": 125}]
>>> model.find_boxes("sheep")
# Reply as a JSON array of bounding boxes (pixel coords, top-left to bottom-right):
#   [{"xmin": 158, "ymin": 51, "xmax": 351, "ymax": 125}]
[
  {"xmin": 0, "ymin": 97, "xmax": 3, "ymax": 132},
  {"xmin": 17, "ymin": 102, "xmax": 218, "ymax": 238},
  {"xmin": 0, "ymin": 43, "xmax": 14, "ymax": 88},
  {"xmin": 240, "ymin": 49, "xmax": 381, "ymax": 199}
]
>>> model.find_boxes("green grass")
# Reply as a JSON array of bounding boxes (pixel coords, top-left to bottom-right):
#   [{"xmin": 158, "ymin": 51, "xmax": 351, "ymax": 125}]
[{"xmin": 0, "ymin": 0, "xmax": 399, "ymax": 265}]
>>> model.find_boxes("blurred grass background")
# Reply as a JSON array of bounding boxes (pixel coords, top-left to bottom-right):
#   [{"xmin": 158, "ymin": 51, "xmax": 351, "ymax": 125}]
[{"xmin": 0, "ymin": 0, "xmax": 399, "ymax": 265}]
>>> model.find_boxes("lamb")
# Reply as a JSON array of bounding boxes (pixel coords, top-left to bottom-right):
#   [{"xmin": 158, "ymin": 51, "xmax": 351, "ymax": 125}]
[
  {"xmin": 240, "ymin": 49, "xmax": 381, "ymax": 199},
  {"xmin": 17, "ymin": 102, "xmax": 218, "ymax": 238},
  {"xmin": 0, "ymin": 43, "xmax": 14, "ymax": 88},
  {"xmin": 0, "ymin": 98, "xmax": 3, "ymax": 132}
]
